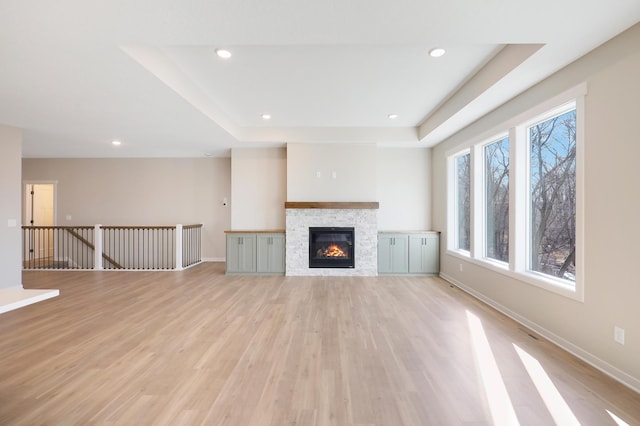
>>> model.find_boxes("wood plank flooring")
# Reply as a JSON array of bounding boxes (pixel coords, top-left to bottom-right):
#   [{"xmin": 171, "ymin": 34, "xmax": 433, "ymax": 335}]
[{"xmin": 1, "ymin": 262, "xmax": 638, "ymax": 425}]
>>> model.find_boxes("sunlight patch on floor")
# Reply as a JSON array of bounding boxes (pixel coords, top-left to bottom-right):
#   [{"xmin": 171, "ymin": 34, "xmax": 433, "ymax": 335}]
[
  {"xmin": 607, "ymin": 409, "xmax": 630, "ymax": 426},
  {"xmin": 466, "ymin": 310, "xmax": 520, "ymax": 425},
  {"xmin": 513, "ymin": 344, "xmax": 580, "ymax": 425}
]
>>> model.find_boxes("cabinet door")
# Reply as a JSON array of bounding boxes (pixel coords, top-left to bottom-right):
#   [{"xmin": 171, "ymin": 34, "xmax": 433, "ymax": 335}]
[
  {"xmin": 378, "ymin": 235, "xmax": 394, "ymax": 273},
  {"xmin": 257, "ymin": 234, "xmax": 285, "ymax": 274},
  {"xmin": 226, "ymin": 234, "xmax": 256, "ymax": 273},
  {"xmin": 378, "ymin": 234, "xmax": 408, "ymax": 273},
  {"xmin": 409, "ymin": 234, "xmax": 439, "ymax": 274}
]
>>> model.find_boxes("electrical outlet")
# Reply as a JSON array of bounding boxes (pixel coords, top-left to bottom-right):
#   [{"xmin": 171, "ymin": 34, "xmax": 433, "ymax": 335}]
[
  {"xmin": 459, "ymin": 263, "xmax": 463, "ymax": 272},
  {"xmin": 614, "ymin": 326, "xmax": 625, "ymax": 345}
]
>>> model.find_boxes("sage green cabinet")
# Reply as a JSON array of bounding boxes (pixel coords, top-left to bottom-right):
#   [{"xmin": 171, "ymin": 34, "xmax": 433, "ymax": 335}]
[
  {"xmin": 226, "ymin": 234, "xmax": 256, "ymax": 274},
  {"xmin": 409, "ymin": 234, "xmax": 440, "ymax": 274},
  {"xmin": 226, "ymin": 232, "xmax": 285, "ymax": 275},
  {"xmin": 256, "ymin": 234, "xmax": 285, "ymax": 274},
  {"xmin": 378, "ymin": 234, "xmax": 409, "ymax": 274},
  {"xmin": 378, "ymin": 232, "xmax": 439, "ymax": 275}
]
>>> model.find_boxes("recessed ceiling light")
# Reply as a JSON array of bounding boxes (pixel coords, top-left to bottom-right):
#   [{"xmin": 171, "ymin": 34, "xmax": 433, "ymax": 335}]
[
  {"xmin": 261, "ymin": 114, "xmax": 271, "ymax": 120},
  {"xmin": 111, "ymin": 140, "xmax": 121, "ymax": 146},
  {"xmin": 215, "ymin": 48, "xmax": 232, "ymax": 59},
  {"xmin": 388, "ymin": 114, "xmax": 398, "ymax": 119},
  {"xmin": 429, "ymin": 48, "xmax": 446, "ymax": 58}
]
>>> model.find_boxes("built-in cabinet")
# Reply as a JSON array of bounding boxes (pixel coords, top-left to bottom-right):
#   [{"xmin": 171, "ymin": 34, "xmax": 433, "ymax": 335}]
[
  {"xmin": 378, "ymin": 232, "xmax": 439, "ymax": 275},
  {"xmin": 378, "ymin": 234, "xmax": 409, "ymax": 274},
  {"xmin": 225, "ymin": 231, "xmax": 285, "ymax": 274},
  {"xmin": 256, "ymin": 234, "xmax": 285, "ymax": 273}
]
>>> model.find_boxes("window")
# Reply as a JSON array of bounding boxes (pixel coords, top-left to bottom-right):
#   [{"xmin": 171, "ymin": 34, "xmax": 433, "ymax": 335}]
[
  {"xmin": 446, "ymin": 87, "xmax": 583, "ymax": 300},
  {"xmin": 484, "ymin": 137, "xmax": 509, "ymax": 263},
  {"xmin": 528, "ymin": 109, "xmax": 576, "ymax": 281},
  {"xmin": 456, "ymin": 153, "xmax": 471, "ymax": 251}
]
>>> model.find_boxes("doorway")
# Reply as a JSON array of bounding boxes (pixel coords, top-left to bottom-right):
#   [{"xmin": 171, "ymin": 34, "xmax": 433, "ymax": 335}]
[{"xmin": 24, "ymin": 183, "xmax": 56, "ymax": 261}]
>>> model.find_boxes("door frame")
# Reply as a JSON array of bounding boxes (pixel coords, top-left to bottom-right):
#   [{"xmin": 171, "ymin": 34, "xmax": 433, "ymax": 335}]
[
  {"xmin": 23, "ymin": 181, "xmax": 58, "ymax": 261},
  {"xmin": 23, "ymin": 180, "xmax": 58, "ymax": 226}
]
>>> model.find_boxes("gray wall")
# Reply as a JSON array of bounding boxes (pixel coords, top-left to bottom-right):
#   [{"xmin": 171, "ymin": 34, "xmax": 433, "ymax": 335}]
[{"xmin": 0, "ymin": 125, "xmax": 23, "ymax": 289}]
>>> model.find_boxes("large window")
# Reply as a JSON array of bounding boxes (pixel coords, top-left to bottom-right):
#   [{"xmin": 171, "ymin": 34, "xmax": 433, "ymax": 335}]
[
  {"xmin": 456, "ymin": 153, "xmax": 471, "ymax": 251},
  {"xmin": 447, "ymin": 92, "xmax": 582, "ymax": 299},
  {"xmin": 528, "ymin": 109, "xmax": 576, "ymax": 281},
  {"xmin": 484, "ymin": 137, "xmax": 509, "ymax": 263}
]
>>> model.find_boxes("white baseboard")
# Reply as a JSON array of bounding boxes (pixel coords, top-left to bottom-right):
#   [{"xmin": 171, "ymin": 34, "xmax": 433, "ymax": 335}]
[
  {"xmin": 440, "ymin": 272, "xmax": 640, "ymax": 394},
  {"xmin": 202, "ymin": 257, "xmax": 225, "ymax": 262}
]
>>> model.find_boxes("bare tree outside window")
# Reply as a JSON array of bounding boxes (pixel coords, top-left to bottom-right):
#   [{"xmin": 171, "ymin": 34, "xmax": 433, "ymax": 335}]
[
  {"xmin": 529, "ymin": 109, "xmax": 576, "ymax": 281},
  {"xmin": 485, "ymin": 138, "xmax": 509, "ymax": 262},
  {"xmin": 456, "ymin": 154, "xmax": 471, "ymax": 251}
]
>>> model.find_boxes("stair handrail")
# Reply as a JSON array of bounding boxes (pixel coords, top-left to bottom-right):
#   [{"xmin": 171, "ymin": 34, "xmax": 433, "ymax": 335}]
[{"xmin": 64, "ymin": 228, "xmax": 124, "ymax": 269}]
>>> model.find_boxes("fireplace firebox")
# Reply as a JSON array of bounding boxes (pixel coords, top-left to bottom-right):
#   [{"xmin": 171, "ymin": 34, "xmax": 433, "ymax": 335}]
[{"xmin": 309, "ymin": 227, "xmax": 355, "ymax": 268}]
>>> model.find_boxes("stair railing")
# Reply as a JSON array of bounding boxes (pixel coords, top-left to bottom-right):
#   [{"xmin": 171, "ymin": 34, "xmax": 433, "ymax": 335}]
[{"xmin": 22, "ymin": 224, "xmax": 202, "ymax": 271}]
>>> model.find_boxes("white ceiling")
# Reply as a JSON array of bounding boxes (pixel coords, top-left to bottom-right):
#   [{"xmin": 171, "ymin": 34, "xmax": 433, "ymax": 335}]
[{"xmin": 1, "ymin": 0, "xmax": 638, "ymax": 158}]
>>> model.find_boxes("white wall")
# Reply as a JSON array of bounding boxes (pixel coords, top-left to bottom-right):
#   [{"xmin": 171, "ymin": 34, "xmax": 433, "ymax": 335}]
[
  {"xmin": 432, "ymin": 23, "xmax": 640, "ymax": 388},
  {"xmin": 377, "ymin": 148, "xmax": 431, "ymax": 231},
  {"xmin": 231, "ymin": 144, "xmax": 433, "ymax": 232},
  {"xmin": 287, "ymin": 143, "xmax": 377, "ymax": 202},
  {"xmin": 22, "ymin": 158, "xmax": 231, "ymax": 260},
  {"xmin": 230, "ymin": 147, "xmax": 287, "ymax": 230},
  {"xmin": 0, "ymin": 125, "xmax": 23, "ymax": 289}
]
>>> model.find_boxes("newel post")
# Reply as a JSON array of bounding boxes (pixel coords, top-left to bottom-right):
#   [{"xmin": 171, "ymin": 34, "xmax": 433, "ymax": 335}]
[
  {"xmin": 175, "ymin": 224, "xmax": 183, "ymax": 271},
  {"xmin": 94, "ymin": 224, "xmax": 103, "ymax": 270}
]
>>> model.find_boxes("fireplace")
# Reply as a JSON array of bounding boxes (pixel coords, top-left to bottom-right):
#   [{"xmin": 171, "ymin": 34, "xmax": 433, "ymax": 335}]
[{"xmin": 309, "ymin": 227, "xmax": 355, "ymax": 268}]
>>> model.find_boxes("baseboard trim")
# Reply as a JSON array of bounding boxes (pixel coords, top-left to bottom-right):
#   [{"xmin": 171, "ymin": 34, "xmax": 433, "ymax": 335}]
[
  {"xmin": 439, "ymin": 272, "xmax": 640, "ymax": 394},
  {"xmin": 202, "ymin": 257, "xmax": 225, "ymax": 262}
]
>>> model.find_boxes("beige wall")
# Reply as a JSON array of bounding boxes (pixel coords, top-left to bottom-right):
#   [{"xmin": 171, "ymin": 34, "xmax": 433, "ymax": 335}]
[
  {"xmin": 377, "ymin": 147, "xmax": 431, "ymax": 231},
  {"xmin": 432, "ymin": 24, "xmax": 640, "ymax": 388},
  {"xmin": 22, "ymin": 158, "xmax": 231, "ymax": 260},
  {"xmin": 230, "ymin": 148, "xmax": 287, "ymax": 230},
  {"xmin": 0, "ymin": 124, "xmax": 23, "ymax": 289}
]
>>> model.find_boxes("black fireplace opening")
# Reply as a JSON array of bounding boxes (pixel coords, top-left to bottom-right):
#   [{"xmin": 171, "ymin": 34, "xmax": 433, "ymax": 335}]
[{"xmin": 309, "ymin": 227, "xmax": 355, "ymax": 268}]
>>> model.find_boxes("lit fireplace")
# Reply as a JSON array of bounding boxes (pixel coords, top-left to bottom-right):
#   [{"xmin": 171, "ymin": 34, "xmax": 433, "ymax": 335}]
[
  {"xmin": 309, "ymin": 227, "xmax": 354, "ymax": 268},
  {"xmin": 318, "ymin": 244, "xmax": 347, "ymax": 258}
]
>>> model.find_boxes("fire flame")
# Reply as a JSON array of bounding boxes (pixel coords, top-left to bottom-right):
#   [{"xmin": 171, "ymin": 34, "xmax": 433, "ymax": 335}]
[{"xmin": 321, "ymin": 244, "xmax": 347, "ymax": 257}]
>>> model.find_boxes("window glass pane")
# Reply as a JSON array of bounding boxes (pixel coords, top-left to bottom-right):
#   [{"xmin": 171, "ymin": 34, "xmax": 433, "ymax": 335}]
[
  {"xmin": 529, "ymin": 109, "xmax": 576, "ymax": 281},
  {"xmin": 456, "ymin": 153, "xmax": 471, "ymax": 251},
  {"xmin": 485, "ymin": 138, "xmax": 509, "ymax": 262}
]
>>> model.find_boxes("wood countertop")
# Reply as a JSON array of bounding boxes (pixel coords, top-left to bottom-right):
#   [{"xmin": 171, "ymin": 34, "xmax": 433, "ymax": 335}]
[
  {"xmin": 285, "ymin": 202, "xmax": 379, "ymax": 209},
  {"xmin": 378, "ymin": 230, "xmax": 440, "ymax": 234},
  {"xmin": 224, "ymin": 230, "xmax": 285, "ymax": 234}
]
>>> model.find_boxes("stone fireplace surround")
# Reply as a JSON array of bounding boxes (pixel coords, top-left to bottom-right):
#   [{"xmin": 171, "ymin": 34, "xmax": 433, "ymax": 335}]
[{"xmin": 285, "ymin": 202, "xmax": 378, "ymax": 276}]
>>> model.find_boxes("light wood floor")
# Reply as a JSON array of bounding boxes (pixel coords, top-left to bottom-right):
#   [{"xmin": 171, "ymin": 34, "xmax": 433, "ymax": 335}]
[{"xmin": 1, "ymin": 263, "xmax": 638, "ymax": 425}]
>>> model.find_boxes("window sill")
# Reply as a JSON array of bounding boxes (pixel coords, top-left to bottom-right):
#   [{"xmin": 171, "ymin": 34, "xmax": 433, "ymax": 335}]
[{"xmin": 446, "ymin": 250, "xmax": 583, "ymax": 302}]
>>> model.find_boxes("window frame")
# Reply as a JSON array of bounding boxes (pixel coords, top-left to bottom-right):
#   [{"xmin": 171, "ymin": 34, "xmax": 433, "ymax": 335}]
[
  {"xmin": 446, "ymin": 84, "xmax": 585, "ymax": 302},
  {"xmin": 448, "ymin": 149, "xmax": 471, "ymax": 255},
  {"xmin": 481, "ymin": 134, "xmax": 510, "ymax": 265},
  {"xmin": 522, "ymin": 102, "xmax": 578, "ymax": 285}
]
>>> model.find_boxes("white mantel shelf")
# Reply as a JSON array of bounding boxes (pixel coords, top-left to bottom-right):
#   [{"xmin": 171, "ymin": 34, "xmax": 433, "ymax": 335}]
[{"xmin": 285, "ymin": 202, "xmax": 379, "ymax": 209}]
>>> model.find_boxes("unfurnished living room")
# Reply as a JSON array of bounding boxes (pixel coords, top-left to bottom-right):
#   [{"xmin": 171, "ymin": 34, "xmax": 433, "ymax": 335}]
[{"xmin": 1, "ymin": 1, "xmax": 640, "ymax": 425}]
